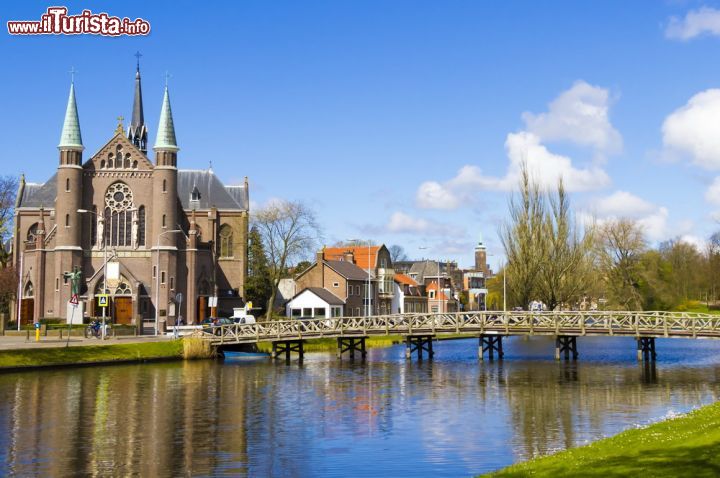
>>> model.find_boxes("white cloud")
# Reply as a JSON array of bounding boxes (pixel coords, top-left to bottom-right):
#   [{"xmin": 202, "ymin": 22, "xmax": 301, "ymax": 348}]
[
  {"xmin": 662, "ymin": 89, "xmax": 720, "ymax": 169},
  {"xmin": 415, "ymin": 81, "xmax": 617, "ymax": 210},
  {"xmin": 587, "ymin": 192, "xmax": 693, "ymax": 243},
  {"xmin": 416, "ymin": 181, "xmax": 460, "ymax": 209},
  {"xmin": 522, "ymin": 80, "xmax": 622, "ymax": 153},
  {"xmin": 705, "ymin": 176, "xmax": 720, "ymax": 205},
  {"xmin": 593, "ymin": 190, "xmax": 657, "ymax": 217},
  {"xmin": 386, "ymin": 211, "xmax": 446, "ymax": 234},
  {"xmin": 679, "ymin": 234, "xmax": 707, "ymax": 251},
  {"xmin": 666, "ymin": 7, "xmax": 720, "ymax": 40}
]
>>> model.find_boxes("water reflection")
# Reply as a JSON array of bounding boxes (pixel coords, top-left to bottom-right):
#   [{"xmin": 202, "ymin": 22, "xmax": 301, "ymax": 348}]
[{"xmin": 0, "ymin": 337, "xmax": 719, "ymax": 476}]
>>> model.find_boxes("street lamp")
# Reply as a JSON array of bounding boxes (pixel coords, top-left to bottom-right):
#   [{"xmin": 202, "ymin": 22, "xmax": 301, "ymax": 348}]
[
  {"xmin": 155, "ymin": 229, "xmax": 185, "ymax": 336},
  {"xmin": 78, "ymin": 207, "xmax": 135, "ymax": 340}
]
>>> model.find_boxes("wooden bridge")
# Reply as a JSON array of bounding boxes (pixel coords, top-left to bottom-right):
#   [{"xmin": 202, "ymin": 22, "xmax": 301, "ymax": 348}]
[{"xmin": 200, "ymin": 311, "xmax": 720, "ymax": 362}]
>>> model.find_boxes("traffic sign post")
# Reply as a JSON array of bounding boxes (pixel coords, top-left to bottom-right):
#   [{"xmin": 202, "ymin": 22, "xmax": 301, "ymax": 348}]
[
  {"xmin": 34, "ymin": 322, "xmax": 40, "ymax": 342},
  {"xmin": 97, "ymin": 294, "xmax": 109, "ymax": 308},
  {"xmin": 69, "ymin": 294, "xmax": 79, "ymax": 305}
]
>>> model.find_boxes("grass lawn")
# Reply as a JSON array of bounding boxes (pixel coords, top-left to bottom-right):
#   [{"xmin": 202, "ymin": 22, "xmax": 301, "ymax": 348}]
[
  {"xmin": 484, "ymin": 401, "xmax": 720, "ymax": 478},
  {"xmin": 0, "ymin": 341, "xmax": 184, "ymax": 369}
]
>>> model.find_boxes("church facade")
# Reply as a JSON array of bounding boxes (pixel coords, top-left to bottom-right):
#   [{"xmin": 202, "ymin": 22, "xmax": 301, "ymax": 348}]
[{"xmin": 12, "ymin": 65, "xmax": 249, "ymax": 329}]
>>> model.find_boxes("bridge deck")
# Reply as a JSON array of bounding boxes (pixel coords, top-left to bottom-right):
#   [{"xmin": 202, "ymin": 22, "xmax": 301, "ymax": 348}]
[{"xmin": 201, "ymin": 311, "xmax": 720, "ymax": 346}]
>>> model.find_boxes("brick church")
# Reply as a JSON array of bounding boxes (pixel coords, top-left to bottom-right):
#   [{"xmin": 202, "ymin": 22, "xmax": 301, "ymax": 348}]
[{"xmin": 12, "ymin": 62, "xmax": 249, "ymax": 329}]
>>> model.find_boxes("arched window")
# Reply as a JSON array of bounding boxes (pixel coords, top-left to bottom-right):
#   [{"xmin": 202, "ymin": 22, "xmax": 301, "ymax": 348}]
[
  {"xmin": 24, "ymin": 282, "xmax": 34, "ymax": 297},
  {"xmin": 138, "ymin": 206, "xmax": 146, "ymax": 246},
  {"xmin": 27, "ymin": 223, "xmax": 39, "ymax": 242},
  {"xmin": 219, "ymin": 224, "xmax": 233, "ymax": 258},
  {"xmin": 104, "ymin": 182, "xmax": 135, "ymax": 247},
  {"xmin": 162, "ymin": 179, "xmax": 167, "ymax": 192},
  {"xmin": 65, "ymin": 178, "xmax": 70, "ymax": 192},
  {"xmin": 100, "ymin": 159, "xmax": 106, "ymax": 169}
]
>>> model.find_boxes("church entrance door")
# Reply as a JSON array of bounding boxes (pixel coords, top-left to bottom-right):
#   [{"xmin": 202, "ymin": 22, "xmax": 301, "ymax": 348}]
[
  {"xmin": 198, "ymin": 296, "xmax": 208, "ymax": 324},
  {"xmin": 115, "ymin": 297, "xmax": 132, "ymax": 325},
  {"xmin": 20, "ymin": 299, "xmax": 34, "ymax": 325}
]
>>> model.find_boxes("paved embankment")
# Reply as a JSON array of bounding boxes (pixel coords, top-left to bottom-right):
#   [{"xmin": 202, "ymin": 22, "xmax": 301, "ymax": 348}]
[{"xmin": 483, "ymin": 401, "xmax": 720, "ymax": 477}]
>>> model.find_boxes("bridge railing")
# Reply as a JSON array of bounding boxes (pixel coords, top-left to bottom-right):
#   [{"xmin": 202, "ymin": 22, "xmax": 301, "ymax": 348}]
[{"xmin": 201, "ymin": 311, "xmax": 720, "ymax": 344}]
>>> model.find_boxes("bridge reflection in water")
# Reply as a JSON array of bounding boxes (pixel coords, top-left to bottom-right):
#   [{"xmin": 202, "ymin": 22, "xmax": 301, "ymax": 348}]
[
  {"xmin": 206, "ymin": 311, "xmax": 720, "ymax": 362},
  {"xmin": 1, "ymin": 338, "xmax": 720, "ymax": 477}
]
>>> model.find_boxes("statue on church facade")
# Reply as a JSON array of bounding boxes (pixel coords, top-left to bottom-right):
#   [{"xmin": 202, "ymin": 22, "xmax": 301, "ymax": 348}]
[{"xmin": 97, "ymin": 215, "xmax": 104, "ymax": 248}]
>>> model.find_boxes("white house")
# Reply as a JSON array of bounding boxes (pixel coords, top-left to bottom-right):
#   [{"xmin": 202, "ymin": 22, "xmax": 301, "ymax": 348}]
[{"xmin": 286, "ymin": 287, "xmax": 344, "ymax": 319}]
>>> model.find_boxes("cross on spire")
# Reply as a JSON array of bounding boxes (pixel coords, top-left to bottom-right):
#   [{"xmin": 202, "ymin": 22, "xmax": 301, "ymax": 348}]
[
  {"xmin": 134, "ymin": 51, "xmax": 142, "ymax": 69},
  {"xmin": 69, "ymin": 66, "xmax": 77, "ymax": 83},
  {"xmin": 116, "ymin": 115, "xmax": 124, "ymax": 134}
]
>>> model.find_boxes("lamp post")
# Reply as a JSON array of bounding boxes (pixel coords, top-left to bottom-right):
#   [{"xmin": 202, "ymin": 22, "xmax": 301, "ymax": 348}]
[
  {"xmin": 155, "ymin": 229, "xmax": 185, "ymax": 336},
  {"xmin": 78, "ymin": 208, "xmax": 134, "ymax": 340}
]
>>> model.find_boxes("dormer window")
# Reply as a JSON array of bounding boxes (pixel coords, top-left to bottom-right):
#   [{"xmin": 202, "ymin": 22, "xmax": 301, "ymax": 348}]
[{"xmin": 190, "ymin": 185, "xmax": 201, "ymax": 202}]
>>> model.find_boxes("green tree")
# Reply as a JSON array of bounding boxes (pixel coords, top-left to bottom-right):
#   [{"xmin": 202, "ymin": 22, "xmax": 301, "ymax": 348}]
[
  {"xmin": 293, "ymin": 260, "xmax": 312, "ymax": 275},
  {"xmin": 245, "ymin": 226, "xmax": 273, "ymax": 316}
]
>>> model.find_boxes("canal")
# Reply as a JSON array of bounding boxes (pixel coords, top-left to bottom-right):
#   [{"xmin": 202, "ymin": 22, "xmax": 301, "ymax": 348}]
[{"xmin": 1, "ymin": 336, "xmax": 720, "ymax": 477}]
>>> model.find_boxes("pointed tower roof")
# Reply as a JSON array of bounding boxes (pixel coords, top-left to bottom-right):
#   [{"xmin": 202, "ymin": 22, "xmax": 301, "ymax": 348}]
[
  {"xmin": 154, "ymin": 86, "xmax": 179, "ymax": 152},
  {"xmin": 128, "ymin": 59, "xmax": 148, "ymax": 153},
  {"xmin": 58, "ymin": 82, "xmax": 84, "ymax": 151}
]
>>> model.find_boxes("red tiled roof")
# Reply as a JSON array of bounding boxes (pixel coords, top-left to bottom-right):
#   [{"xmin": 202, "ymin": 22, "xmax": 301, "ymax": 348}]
[
  {"xmin": 394, "ymin": 273, "xmax": 418, "ymax": 286},
  {"xmin": 426, "ymin": 281, "xmax": 449, "ymax": 301},
  {"xmin": 323, "ymin": 246, "xmax": 381, "ymax": 271}
]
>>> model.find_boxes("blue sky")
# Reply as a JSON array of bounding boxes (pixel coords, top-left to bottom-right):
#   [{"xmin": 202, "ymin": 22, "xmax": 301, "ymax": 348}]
[{"xmin": 4, "ymin": 1, "xmax": 720, "ymax": 269}]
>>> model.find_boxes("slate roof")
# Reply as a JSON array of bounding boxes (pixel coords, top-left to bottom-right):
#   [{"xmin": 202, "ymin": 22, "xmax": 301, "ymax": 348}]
[
  {"xmin": 17, "ymin": 170, "xmax": 247, "ymax": 211},
  {"xmin": 299, "ymin": 287, "xmax": 345, "ymax": 305},
  {"xmin": 177, "ymin": 170, "xmax": 247, "ymax": 210},
  {"xmin": 325, "ymin": 260, "xmax": 370, "ymax": 281}
]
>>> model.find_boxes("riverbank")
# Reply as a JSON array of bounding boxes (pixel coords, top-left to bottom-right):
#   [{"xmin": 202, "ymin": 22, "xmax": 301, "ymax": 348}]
[
  {"xmin": 0, "ymin": 340, "xmax": 184, "ymax": 370},
  {"xmin": 484, "ymin": 400, "xmax": 720, "ymax": 477}
]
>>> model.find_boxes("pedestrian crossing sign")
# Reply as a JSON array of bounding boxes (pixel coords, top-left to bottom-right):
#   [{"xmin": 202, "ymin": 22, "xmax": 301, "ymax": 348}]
[{"xmin": 98, "ymin": 294, "xmax": 109, "ymax": 307}]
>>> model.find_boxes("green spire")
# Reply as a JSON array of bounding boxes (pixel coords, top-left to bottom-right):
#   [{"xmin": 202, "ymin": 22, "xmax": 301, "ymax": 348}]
[
  {"xmin": 154, "ymin": 86, "xmax": 179, "ymax": 152},
  {"xmin": 58, "ymin": 82, "xmax": 84, "ymax": 150}
]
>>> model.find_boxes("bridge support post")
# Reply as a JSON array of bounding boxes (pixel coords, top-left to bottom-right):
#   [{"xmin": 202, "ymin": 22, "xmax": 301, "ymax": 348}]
[
  {"xmin": 555, "ymin": 336, "xmax": 578, "ymax": 360},
  {"xmin": 637, "ymin": 337, "xmax": 657, "ymax": 361},
  {"xmin": 478, "ymin": 335, "xmax": 504, "ymax": 361},
  {"xmin": 272, "ymin": 340, "xmax": 304, "ymax": 363},
  {"xmin": 337, "ymin": 337, "xmax": 368, "ymax": 360},
  {"xmin": 404, "ymin": 335, "xmax": 434, "ymax": 360}
]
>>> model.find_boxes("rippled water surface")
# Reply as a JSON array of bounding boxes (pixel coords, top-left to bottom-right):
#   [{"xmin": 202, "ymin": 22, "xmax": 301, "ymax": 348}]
[{"xmin": 1, "ymin": 336, "xmax": 720, "ymax": 477}]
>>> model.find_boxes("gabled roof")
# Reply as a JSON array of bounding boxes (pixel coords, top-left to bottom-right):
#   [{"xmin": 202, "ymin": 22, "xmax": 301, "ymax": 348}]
[
  {"xmin": 289, "ymin": 287, "xmax": 345, "ymax": 306},
  {"xmin": 17, "ymin": 175, "xmax": 57, "ymax": 209},
  {"xmin": 325, "ymin": 260, "xmax": 369, "ymax": 281},
  {"xmin": 426, "ymin": 282, "xmax": 450, "ymax": 301},
  {"xmin": 177, "ymin": 170, "xmax": 247, "ymax": 211},
  {"xmin": 323, "ymin": 245, "xmax": 382, "ymax": 270}
]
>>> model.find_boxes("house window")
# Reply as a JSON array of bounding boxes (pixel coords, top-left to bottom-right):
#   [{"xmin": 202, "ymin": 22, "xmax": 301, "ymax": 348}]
[
  {"xmin": 65, "ymin": 214, "xmax": 70, "ymax": 227},
  {"xmin": 152, "ymin": 266, "xmax": 157, "ymax": 279},
  {"xmin": 170, "ymin": 277, "xmax": 174, "ymax": 290},
  {"xmin": 292, "ymin": 309, "xmax": 301, "ymax": 317},
  {"xmin": 333, "ymin": 282, "xmax": 339, "ymax": 288},
  {"xmin": 161, "ymin": 271, "xmax": 166, "ymax": 285},
  {"xmin": 302, "ymin": 308, "xmax": 312, "ymax": 317},
  {"xmin": 163, "ymin": 179, "xmax": 167, "ymax": 192},
  {"xmin": 162, "ymin": 214, "xmax": 166, "ymax": 228},
  {"xmin": 380, "ymin": 258, "xmax": 387, "ymax": 268},
  {"xmin": 431, "ymin": 306, "xmax": 439, "ymax": 313},
  {"xmin": 429, "ymin": 290, "xmax": 436, "ymax": 299},
  {"xmin": 332, "ymin": 307, "xmax": 341, "ymax": 317},
  {"xmin": 355, "ymin": 307, "xmax": 361, "ymax": 316},
  {"xmin": 314, "ymin": 308, "xmax": 326, "ymax": 318},
  {"xmin": 356, "ymin": 285, "xmax": 361, "ymax": 295},
  {"xmin": 219, "ymin": 224, "xmax": 233, "ymax": 258}
]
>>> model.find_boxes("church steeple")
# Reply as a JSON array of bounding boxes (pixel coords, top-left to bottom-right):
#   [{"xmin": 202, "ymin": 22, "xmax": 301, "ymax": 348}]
[
  {"xmin": 58, "ymin": 81, "xmax": 83, "ymax": 151},
  {"xmin": 154, "ymin": 85, "xmax": 179, "ymax": 152},
  {"xmin": 128, "ymin": 52, "xmax": 148, "ymax": 154}
]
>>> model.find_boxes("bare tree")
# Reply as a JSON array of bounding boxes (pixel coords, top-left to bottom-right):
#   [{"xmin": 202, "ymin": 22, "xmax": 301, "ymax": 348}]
[
  {"xmin": 537, "ymin": 179, "xmax": 594, "ymax": 310},
  {"xmin": 253, "ymin": 200, "xmax": 322, "ymax": 319},
  {"xmin": 0, "ymin": 176, "xmax": 18, "ymax": 268},
  {"xmin": 500, "ymin": 166, "xmax": 545, "ymax": 309},
  {"xmin": 388, "ymin": 244, "xmax": 408, "ymax": 263},
  {"xmin": 595, "ymin": 218, "xmax": 646, "ymax": 310}
]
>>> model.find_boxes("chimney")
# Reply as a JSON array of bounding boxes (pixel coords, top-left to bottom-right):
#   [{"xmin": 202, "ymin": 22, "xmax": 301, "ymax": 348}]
[
  {"xmin": 316, "ymin": 250, "xmax": 324, "ymax": 265},
  {"xmin": 344, "ymin": 250, "xmax": 355, "ymax": 263}
]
